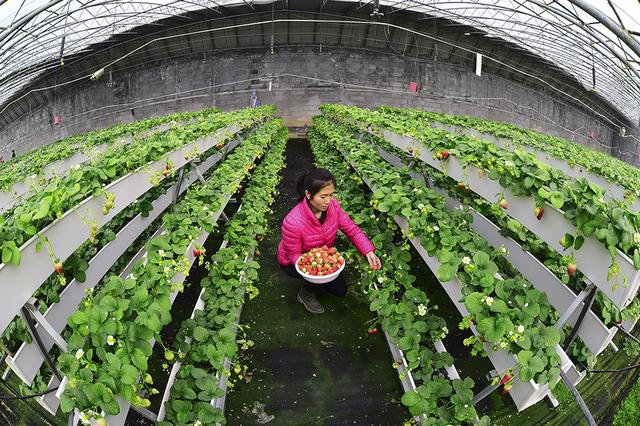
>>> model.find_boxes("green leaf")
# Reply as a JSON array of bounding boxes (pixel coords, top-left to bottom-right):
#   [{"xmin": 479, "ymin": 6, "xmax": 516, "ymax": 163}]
[
  {"xmin": 549, "ymin": 191, "xmax": 564, "ymax": 209},
  {"xmin": 490, "ymin": 298, "xmax": 509, "ymax": 314},
  {"xmin": 60, "ymin": 393, "xmax": 75, "ymax": 413},
  {"xmin": 464, "ymin": 293, "xmax": 485, "ymax": 315},
  {"xmin": 401, "ymin": 390, "xmax": 421, "ymax": 407},
  {"xmin": 33, "ymin": 196, "xmax": 53, "ymax": 220},
  {"xmin": 2, "ymin": 246, "xmax": 12, "ymax": 264},
  {"xmin": 131, "ymin": 348, "xmax": 148, "ymax": 371},
  {"xmin": 193, "ymin": 326, "xmax": 209, "ymax": 342},
  {"xmin": 58, "ymin": 353, "xmax": 79, "ymax": 376},
  {"xmin": 120, "ymin": 364, "xmax": 138, "ymax": 385},
  {"xmin": 574, "ymin": 235, "xmax": 585, "ymax": 250}
]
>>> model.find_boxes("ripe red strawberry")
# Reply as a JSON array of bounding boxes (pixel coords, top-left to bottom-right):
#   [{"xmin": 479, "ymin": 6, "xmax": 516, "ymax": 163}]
[
  {"xmin": 193, "ymin": 248, "xmax": 201, "ymax": 257},
  {"xmin": 567, "ymin": 262, "xmax": 577, "ymax": 277},
  {"xmin": 499, "ymin": 199, "xmax": 509, "ymax": 209},
  {"xmin": 162, "ymin": 171, "xmax": 168, "ymax": 177},
  {"xmin": 54, "ymin": 262, "xmax": 64, "ymax": 275},
  {"xmin": 457, "ymin": 182, "xmax": 466, "ymax": 190},
  {"xmin": 440, "ymin": 150, "xmax": 449, "ymax": 160},
  {"xmin": 500, "ymin": 373, "xmax": 512, "ymax": 385},
  {"xmin": 165, "ymin": 164, "xmax": 171, "ymax": 171},
  {"xmin": 298, "ymin": 246, "xmax": 344, "ymax": 277},
  {"xmin": 534, "ymin": 206, "xmax": 544, "ymax": 220},
  {"xmin": 502, "ymin": 383, "xmax": 512, "ymax": 395},
  {"xmin": 367, "ymin": 327, "xmax": 379, "ymax": 335}
]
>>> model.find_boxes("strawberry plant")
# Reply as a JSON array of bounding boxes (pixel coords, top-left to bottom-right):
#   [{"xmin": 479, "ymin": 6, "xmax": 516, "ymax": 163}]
[
  {"xmin": 0, "ymin": 109, "xmax": 218, "ymax": 192},
  {"xmin": 0, "ymin": 106, "xmax": 274, "ymax": 274},
  {"xmin": 323, "ymin": 105, "xmax": 640, "ymax": 281},
  {"xmin": 56, "ymin": 120, "xmax": 283, "ymax": 419},
  {"xmin": 159, "ymin": 126, "xmax": 287, "ymax": 426},
  {"xmin": 378, "ymin": 106, "xmax": 640, "ymax": 202},
  {"xmin": 308, "ymin": 125, "xmax": 486, "ymax": 424},
  {"xmin": 314, "ymin": 114, "xmax": 565, "ymax": 389}
]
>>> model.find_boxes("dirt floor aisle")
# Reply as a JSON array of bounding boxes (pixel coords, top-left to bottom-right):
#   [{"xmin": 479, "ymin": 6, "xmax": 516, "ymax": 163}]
[{"xmin": 225, "ymin": 138, "xmax": 408, "ymax": 425}]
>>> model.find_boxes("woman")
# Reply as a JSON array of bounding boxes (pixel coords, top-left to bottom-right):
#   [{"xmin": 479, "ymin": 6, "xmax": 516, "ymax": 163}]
[{"xmin": 277, "ymin": 168, "xmax": 381, "ymax": 314}]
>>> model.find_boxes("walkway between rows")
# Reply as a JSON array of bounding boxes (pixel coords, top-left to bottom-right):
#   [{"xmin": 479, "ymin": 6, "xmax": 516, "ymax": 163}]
[{"xmin": 225, "ymin": 139, "xmax": 408, "ymax": 425}]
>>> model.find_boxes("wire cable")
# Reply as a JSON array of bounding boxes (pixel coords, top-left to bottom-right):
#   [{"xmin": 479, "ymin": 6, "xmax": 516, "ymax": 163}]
[{"xmin": 0, "ymin": 386, "xmax": 59, "ymax": 401}]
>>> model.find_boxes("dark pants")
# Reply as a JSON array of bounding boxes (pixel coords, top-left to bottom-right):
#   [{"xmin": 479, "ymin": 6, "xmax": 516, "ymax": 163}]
[{"xmin": 280, "ymin": 264, "xmax": 347, "ymax": 297}]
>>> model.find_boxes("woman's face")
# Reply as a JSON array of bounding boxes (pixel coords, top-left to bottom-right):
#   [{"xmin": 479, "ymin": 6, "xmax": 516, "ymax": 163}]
[{"xmin": 306, "ymin": 183, "xmax": 335, "ymax": 212}]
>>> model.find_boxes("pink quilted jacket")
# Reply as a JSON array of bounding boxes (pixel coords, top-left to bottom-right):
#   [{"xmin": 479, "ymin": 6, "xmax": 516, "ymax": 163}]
[{"xmin": 277, "ymin": 198, "xmax": 375, "ymax": 266}]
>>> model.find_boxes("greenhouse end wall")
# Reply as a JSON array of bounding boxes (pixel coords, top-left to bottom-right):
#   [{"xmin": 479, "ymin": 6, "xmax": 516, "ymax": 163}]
[{"xmin": 1, "ymin": 47, "xmax": 633, "ymax": 164}]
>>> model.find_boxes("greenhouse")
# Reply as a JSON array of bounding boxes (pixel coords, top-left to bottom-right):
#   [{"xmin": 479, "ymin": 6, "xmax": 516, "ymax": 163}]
[{"xmin": 1, "ymin": 0, "xmax": 640, "ymax": 425}]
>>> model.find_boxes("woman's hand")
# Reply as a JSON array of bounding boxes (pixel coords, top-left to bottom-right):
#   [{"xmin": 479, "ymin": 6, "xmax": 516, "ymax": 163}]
[{"xmin": 366, "ymin": 251, "xmax": 381, "ymax": 270}]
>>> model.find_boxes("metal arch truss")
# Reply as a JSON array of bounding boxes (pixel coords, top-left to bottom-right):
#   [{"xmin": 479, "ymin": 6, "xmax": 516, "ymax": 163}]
[
  {"xmin": 381, "ymin": 0, "xmax": 640, "ymax": 123},
  {"xmin": 0, "ymin": 0, "xmax": 639, "ymax": 123}
]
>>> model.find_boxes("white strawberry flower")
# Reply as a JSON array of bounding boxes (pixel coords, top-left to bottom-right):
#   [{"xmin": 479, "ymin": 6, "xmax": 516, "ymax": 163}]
[
  {"xmin": 485, "ymin": 296, "xmax": 494, "ymax": 306},
  {"xmin": 462, "ymin": 256, "xmax": 471, "ymax": 265},
  {"xmin": 418, "ymin": 203, "xmax": 425, "ymax": 210},
  {"xmin": 194, "ymin": 421, "xmax": 203, "ymax": 426},
  {"xmin": 164, "ymin": 266, "xmax": 171, "ymax": 274},
  {"xmin": 377, "ymin": 276, "xmax": 384, "ymax": 284},
  {"xmin": 417, "ymin": 304, "xmax": 427, "ymax": 316},
  {"xmin": 517, "ymin": 325, "xmax": 525, "ymax": 333},
  {"xmin": 433, "ymin": 225, "xmax": 440, "ymax": 232},
  {"xmin": 75, "ymin": 349, "xmax": 84, "ymax": 359},
  {"xmin": 524, "ymin": 302, "xmax": 529, "ymax": 308},
  {"xmin": 500, "ymin": 245, "xmax": 508, "ymax": 254},
  {"xmin": 598, "ymin": 197, "xmax": 605, "ymax": 204},
  {"xmin": 500, "ymin": 341, "xmax": 508, "ymax": 349},
  {"xmin": 158, "ymin": 250, "xmax": 165, "ymax": 257},
  {"xmin": 634, "ymin": 232, "xmax": 640, "ymax": 244},
  {"xmin": 106, "ymin": 335, "xmax": 116, "ymax": 346},
  {"xmin": 442, "ymin": 326, "xmax": 448, "ymax": 334},
  {"xmin": 504, "ymin": 160, "xmax": 514, "ymax": 168},
  {"xmin": 79, "ymin": 412, "xmax": 89, "ymax": 424}
]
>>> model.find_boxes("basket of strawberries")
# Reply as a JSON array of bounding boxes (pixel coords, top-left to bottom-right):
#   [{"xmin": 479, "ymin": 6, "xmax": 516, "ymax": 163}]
[{"xmin": 295, "ymin": 245, "xmax": 346, "ymax": 284}]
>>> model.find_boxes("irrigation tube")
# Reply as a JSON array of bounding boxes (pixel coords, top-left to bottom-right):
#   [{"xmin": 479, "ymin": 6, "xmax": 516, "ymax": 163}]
[
  {"xmin": 562, "ymin": 286, "xmax": 598, "ymax": 352},
  {"xmin": 20, "ymin": 306, "xmax": 62, "ymax": 383}
]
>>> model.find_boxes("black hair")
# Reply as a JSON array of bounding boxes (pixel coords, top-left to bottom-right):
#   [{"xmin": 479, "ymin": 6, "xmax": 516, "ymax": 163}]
[{"xmin": 296, "ymin": 168, "xmax": 337, "ymax": 201}]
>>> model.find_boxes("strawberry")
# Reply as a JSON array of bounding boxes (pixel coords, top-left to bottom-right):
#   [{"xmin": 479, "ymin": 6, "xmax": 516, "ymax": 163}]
[
  {"xmin": 440, "ymin": 150, "xmax": 449, "ymax": 160},
  {"xmin": 567, "ymin": 262, "xmax": 577, "ymax": 277},
  {"xmin": 367, "ymin": 327, "xmax": 379, "ymax": 335},
  {"xmin": 502, "ymin": 383, "xmax": 512, "ymax": 395},
  {"xmin": 54, "ymin": 262, "xmax": 64, "ymax": 275},
  {"xmin": 534, "ymin": 206, "xmax": 544, "ymax": 220},
  {"xmin": 255, "ymin": 249, "xmax": 261, "ymax": 257},
  {"xmin": 499, "ymin": 199, "xmax": 509, "ymax": 209},
  {"xmin": 200, "ymin": 248, "xmax": 206, "ymax": 255},
  {"xmin": 500, "ymin": 373, "xmax": 512, "ymax": 385},
  {"xmin": 193, "ymin": 248, "xmax": 201, "ymax": 257},
  {"xmin": 162, "ymin": 171, "xmax": 168, "ymax": 177},
  {"xmin": 165, "ymin": 164, "xmax": 171, "ymax": 171},
  {"xmin": 457, "ymin": 182, "xmax": 466, "ymax": 190}
]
